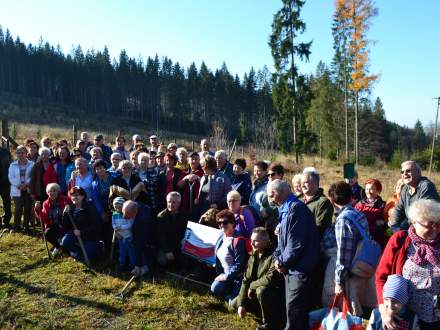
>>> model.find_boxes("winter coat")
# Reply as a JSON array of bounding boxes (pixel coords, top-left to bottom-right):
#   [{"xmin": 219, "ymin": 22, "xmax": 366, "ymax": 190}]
[{"xmin": 8, "ymin": 160, "xmax": 34, "ymax": 197}]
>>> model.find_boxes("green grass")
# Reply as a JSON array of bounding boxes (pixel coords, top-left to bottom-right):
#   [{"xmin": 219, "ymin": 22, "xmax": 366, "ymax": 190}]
[{"xmin": 0, "ymin": 231, "xmax": 258, "ymax": 329}]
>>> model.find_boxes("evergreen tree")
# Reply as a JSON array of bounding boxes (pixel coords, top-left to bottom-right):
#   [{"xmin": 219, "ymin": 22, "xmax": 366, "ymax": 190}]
[{"xmin": 269, "ymin": 0, "xmax": 311, "ymax": 159}]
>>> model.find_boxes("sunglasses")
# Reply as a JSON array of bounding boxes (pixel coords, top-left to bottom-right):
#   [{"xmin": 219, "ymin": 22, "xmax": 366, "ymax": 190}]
[
  {"xmin": 73, "ymin": 154, "xmax": 82, "ymax": 157},
  {"xmin": 217, "ymin": 220, "xmax": 232, "ymax": 226},
  {"xmin": 268, "ymin": 172, "xmax": 277, "ymax": 177}
]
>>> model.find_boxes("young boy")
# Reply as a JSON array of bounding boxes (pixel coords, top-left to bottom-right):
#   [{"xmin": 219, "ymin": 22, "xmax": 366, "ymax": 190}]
[
  {"xmin": 111, "ymin": 197, "xmax": 136, "ymax": 271},
  {"xmin": 368, "ymin": 274, "xmax": 419, "ymax": 330}
]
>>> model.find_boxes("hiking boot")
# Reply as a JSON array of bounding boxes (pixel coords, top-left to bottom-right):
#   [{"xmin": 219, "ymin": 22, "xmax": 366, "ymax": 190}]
[{"xmin": 51, "ymin": 248, "xmax": 61, "ymax": 258}]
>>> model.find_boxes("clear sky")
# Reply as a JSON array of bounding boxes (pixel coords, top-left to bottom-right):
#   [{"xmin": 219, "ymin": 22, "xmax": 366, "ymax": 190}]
[{"xmin": 0, "ymin": 0, "xmax": 438, "ymax": 128}]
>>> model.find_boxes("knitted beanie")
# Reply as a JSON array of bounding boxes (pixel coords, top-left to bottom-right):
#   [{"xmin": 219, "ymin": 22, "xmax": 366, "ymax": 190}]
[
  {"xmin": 113, "ymin": 197, "xmax": 125, "ymax": 208},
  {"xmin": 383, "ymin": 274, "xmax": 409, "ymax": 305}
]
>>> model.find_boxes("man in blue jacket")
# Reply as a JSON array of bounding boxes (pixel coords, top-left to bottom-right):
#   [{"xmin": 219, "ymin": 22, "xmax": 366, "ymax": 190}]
[
  {"xmin": 122, "ymin": 200, "xmax": 155, "ymax": 276},
  {"xmin": 269, "ymin": 179, "xmax": 320, "ymax": 330}
]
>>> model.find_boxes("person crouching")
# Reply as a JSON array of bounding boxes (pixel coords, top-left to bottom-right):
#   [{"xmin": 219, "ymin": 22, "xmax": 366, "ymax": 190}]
[{"xmin": 233, "ymin": 227, "xmax": 285, "ymax": 330}]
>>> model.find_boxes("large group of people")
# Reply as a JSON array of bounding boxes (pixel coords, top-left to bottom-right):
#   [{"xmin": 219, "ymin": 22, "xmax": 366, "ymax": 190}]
[{"xmin": 0, "ymin": 132, "xmax": 440, "ymax": 330}]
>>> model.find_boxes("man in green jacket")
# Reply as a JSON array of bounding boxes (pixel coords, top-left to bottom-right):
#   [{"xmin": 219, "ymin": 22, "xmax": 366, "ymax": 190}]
[
  {"xmin": 156, "ymin": 191, "xmax": 188, "ymax": 268},
  {"xmin": 234, "ymin": 227, "xmax": 284, "ymax": 330},
  {"xmin": 301, "ymin": 171, "xmax": 333, "ymax": 239}
]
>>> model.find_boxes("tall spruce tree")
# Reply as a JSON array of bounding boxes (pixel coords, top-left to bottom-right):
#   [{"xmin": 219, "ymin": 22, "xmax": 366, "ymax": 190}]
[{"xmin": 269, "ymin": 0, "xmax": 311, "ymax": 160}]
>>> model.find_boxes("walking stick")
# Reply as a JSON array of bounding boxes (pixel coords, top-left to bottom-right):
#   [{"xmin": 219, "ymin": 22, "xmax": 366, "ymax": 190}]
[
  {"xmin": 189, "ymin": 181, "xmax": 194, "ymax": 216},
  {"xmin": 35, "ymin": 206, "xmax": 52, "ymax": 260},
  {"xmin": 63, "ymin": 206, "xmax": 91, "ymax": 268},
  {"xmin": 108, "ymin": 230, "xmax": 116, "ymax": 270},
  {"xmin": 114, "ymin": 275, "xmax": 137, "ymax": 300}
]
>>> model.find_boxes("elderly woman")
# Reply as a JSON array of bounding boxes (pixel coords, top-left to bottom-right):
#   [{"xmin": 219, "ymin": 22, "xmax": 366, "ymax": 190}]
[
  {"xmin": 376, "ymin": 199, "xmax": 440, "ymax": 330},
  {"xmin": 326, "ymin": 181, "xmax": 377, "ymax": 316},
  {"xmin": 30, "ymin": 147, "xmax": 58, "ymax": 204},
  {"xmin": 61, "ymin": 186, "xmax": 102, "ymax": 262},
  {"xmin": 108, "ymin": 152, "xmax": 122, "ymax": 178},
  {"xmin": 355, "ymin": 179, "xmax": 387, "ymax": 247},
  {"xmin": 137, "ymin": 152, "xmax": 150, "ymax": 181},
  {"xmin": 384, "ymin": 178, "xmax": 404, "ymax": 223},
  {"xmin": 227, "ymin": 191, "xmax": 255, "ymax": 238},
  {"xmin": 69, "ymin": 157, "xmax": 93, "ymax": 198},
  {"xmin": 89, "ymin": 147, "xmax": 110, "ymax": 171},
  {"xmin": 110, "ymin": 160, "xmax": 147, "ymax": 204},
  {"xmin": 195, "ymin": 155, "xmax": 231, "ymax": 215},
  {"xmin": 211, "ymin": 209, "xmax": 248, "ymax": 303},
  {"xmin": 65, "ymin": 148, "xmax": 82, "ymax": 188},
  {"xmin": 291, "ymin": 174, "xmax": 303, "ymax": 198},
  {"xmin": 40, "ymin": 183, "xmax": 71, "ymax": 255},
  {"xmin": 175, "ymin": 147, "xmax": 190, "ymax": 171},
  {"xmin": 8, "ymin": 146, "xmax": 34, "ymax": 231}
]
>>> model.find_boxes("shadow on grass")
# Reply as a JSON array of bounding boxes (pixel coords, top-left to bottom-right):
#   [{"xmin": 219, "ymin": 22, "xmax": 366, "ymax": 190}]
[
  {"xmin": 17, "ymin": 258, "xmax": 50, "ymax": 273},
  {"xmin": 0, "ymin": 272, "xmax": 121, "ymax": 314}
]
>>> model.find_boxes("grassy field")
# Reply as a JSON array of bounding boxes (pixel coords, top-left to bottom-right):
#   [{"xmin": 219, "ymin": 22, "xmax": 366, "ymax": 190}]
[{"xmin": 0, "ymin": 231, "xmax": 258, "ymax": 329}]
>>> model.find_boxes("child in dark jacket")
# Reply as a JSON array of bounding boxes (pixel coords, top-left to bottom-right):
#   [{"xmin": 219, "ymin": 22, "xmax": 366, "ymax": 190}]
[{"xmin": 368, "ymin": 274, "xmax": 419, "ymax": 330}]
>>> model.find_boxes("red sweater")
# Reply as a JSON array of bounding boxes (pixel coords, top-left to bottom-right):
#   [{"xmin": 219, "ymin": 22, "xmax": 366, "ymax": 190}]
[
  {"xmin": 355, "ymin": 198, "xmax": 386, "ymax": 246},
  {"xmin": 40, "ymin": 194, "xmax": 72, "ymax": 229},
  {"xmin": 375, "ymin": 230, "xmax": 411, "ymax": 304}
]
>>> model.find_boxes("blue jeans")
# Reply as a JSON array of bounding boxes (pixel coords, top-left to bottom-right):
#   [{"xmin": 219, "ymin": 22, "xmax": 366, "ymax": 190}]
[
  {"xmin": 211, "ymin": 277, "xmax": 242, "ymax": 302},
  {"xmin": 118, "ymin": 237, "xmax": 136, "ymax": 268},
  {"xmin": 61, "ymin": 233, "xmax": 102, "ymax": 263}
]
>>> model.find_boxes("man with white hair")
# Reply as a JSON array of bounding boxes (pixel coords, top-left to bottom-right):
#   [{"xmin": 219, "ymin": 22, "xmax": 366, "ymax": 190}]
[
  {"xmin": 215, "ymin": 149, "xmax": 233, "ymax": 180},
  {"xmin": 390, "ymin": 160, "xmax": 440, "ymax": 231},
  {"xmin": 122, "ymin": 200, "xmax": 154, "ymax": 276},
  {"xmin": 268, "ymin": 179, "xmax": 319, "ymax": 330},
  {"xmin": 155, "ymin": 192, "xmax": 188, "ymax": 267},
  {"xmin": 129, "ymin": 134, "xmax": 143, "ymax": 152}
]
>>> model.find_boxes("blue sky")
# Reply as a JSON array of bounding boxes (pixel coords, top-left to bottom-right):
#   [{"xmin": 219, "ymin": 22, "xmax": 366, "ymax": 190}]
[{"xmin": 0, "ymin": 0, "xmax": 439, "ymax": 128}]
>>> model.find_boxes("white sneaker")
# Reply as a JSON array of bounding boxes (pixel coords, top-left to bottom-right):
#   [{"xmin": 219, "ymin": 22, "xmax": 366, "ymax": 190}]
[{"xmin": 51, "ymin": 248, "xmax": 60, "ymax": 257}]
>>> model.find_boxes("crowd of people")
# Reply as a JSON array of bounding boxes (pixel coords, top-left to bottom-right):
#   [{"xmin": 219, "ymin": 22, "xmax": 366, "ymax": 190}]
[{"xmin": 0, "ymin": 132, "xmax": 440, "ymax": 330}]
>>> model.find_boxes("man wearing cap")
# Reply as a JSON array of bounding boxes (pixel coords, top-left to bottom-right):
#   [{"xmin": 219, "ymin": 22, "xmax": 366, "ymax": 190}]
[
  {"xmin": 149, "ymin": 135, "xmax": 159, "ymax": 152},
  {"xmin": 86, "ymin": 134, "xmax": 113, "ymax": 163}
]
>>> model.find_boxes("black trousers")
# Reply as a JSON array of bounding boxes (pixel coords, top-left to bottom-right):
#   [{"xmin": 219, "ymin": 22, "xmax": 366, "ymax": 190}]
[
  {"xmin": 0, "ymin": 185, "xmax": 11, "ymax": 226},
  {"xmin": 45, "ymin": 226, "xmax": 63, "ymax": 249},
  {"xmin": 284, "ymin": 273, "xmax": 312, "ymax": 330}
]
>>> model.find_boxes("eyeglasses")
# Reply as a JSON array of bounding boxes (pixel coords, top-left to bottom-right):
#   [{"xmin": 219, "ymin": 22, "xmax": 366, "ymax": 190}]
[
  {"xmin": 227, "ymin": 199, "xmax": 239, "ymax": 203},
  {"xmin": 414, "ymin": 220, "xmax": 436, "ymax": 229},
  {"xmin": 73, "ymin": 154, "xmax": 81, "ymax": 157},
  {"xmin": 400, "ymin": 169, "xmax": 412, "ymax": 174}
]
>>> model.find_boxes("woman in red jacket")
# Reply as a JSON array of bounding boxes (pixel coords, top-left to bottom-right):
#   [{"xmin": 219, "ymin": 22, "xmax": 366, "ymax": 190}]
[
  {"xmin": 375, "ymin": 199, "xmax": 440, "ymax": 330},
  {"xmin": 355, "ymin": 178, "xmax": 386, "ymax": 247},
  {"xmin": 30, "ymin": 147, "xmax": 58, "ymax": 203},
  {"xmin": 40, "ymin": 183, "xmax": 71, "ymax": 255}
]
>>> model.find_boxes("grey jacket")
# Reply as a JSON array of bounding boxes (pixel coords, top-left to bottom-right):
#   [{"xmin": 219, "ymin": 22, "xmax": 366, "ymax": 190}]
[{"xmin": 390, "ymin": 176, "xmax": 440, "ymax": 231}]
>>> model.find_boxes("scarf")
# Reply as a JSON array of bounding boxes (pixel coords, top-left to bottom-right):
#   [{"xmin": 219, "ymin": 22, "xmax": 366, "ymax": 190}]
[{"xmin": 408, "ymin": 225, "xmax": 440, "ymax": 266}]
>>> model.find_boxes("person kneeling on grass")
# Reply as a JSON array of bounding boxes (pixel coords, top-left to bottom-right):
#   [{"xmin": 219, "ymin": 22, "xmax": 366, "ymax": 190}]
[
  {"xmin": 211, "ymin": 209, "xmax": 248, "ymax": 304},
  {"xmin": 155, "ymin": 191, "xmax": 188, "ymax": 268},
  {"xmin": 39, "ymin": 183, "xmax": 72, "ymax": 257},
  {"xmin": 112, "ymin": 197, "xmax": 136, "ymax": 272},
  {"xmin": 368, "ymin": 274, "xmax": 419, "ymax": 330},
  {"xmin": 61, "ymin": 186, "xmax": 103, "ymax": 263},
  {"xmin": 232, "ymin": 227, "xmax": 285, "ymax": 330}
]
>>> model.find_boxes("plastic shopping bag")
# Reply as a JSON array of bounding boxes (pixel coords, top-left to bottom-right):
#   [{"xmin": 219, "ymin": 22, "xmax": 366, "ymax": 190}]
[{"xmin": 309, "ymin": 294, "xmax": 367, "ymax": 330}]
